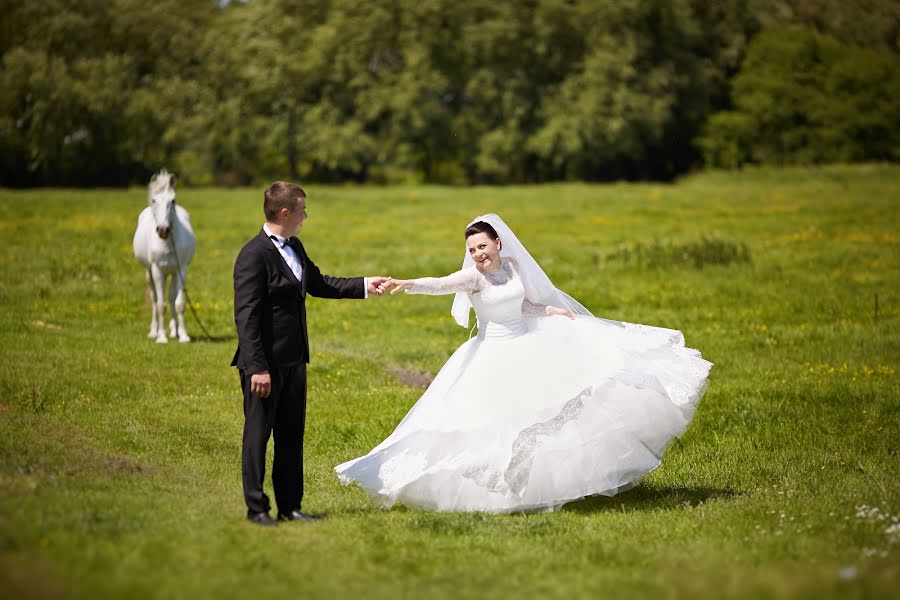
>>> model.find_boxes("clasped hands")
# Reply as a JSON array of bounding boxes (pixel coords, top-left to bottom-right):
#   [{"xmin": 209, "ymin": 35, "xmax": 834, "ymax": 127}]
[
  {"xmin": 365, "ymin": 276, "xmax": 410, "ymax": 296},
  {"xmin": 365, "ymin": 277, "xmax": 424, "ymax": 295}
]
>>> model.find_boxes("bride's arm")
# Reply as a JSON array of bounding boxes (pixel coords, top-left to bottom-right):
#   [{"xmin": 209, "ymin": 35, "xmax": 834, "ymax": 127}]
[
  {"xmin": 522, "ymin": 298, "xmax": 574, "ymax": 319},
  {"xmin": 389, "ymin": 268, "xmax": 480, "ymax": 296},
  {"xmin": 509, "ymin": 258, "xmax": 575, "ymax": 319},
  {"xmin": 522, "ymin": 297, "xmax": 552, "ymax": 316}
]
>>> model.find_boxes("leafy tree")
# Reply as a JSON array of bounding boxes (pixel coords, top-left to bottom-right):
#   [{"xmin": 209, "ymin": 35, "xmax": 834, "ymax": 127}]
[
  {"xmin": 0, "ymin": 0, "xmax": 216, "ymax": 186},
  {"xmin": 699, "ymin": 27, "xmax": 900, "ymax": 167},
  {"xmin": 528, "ymin": 0, "xmax": 710, "ymax": 180},
  {"xmin": 753, "ymin": 0, "xmax": 900, "ymax": 51}
]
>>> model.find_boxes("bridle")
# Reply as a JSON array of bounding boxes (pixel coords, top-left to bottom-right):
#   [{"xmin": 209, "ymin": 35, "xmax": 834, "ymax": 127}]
[{"xmin": 150, "ymin": 190, "xmax": 177, "ymax": 237}]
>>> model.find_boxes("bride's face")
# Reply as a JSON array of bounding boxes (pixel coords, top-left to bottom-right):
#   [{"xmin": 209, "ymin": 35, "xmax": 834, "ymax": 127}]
[{"xmin": 467, "ymin": 232, "xmax": 501, "ymax": 271}]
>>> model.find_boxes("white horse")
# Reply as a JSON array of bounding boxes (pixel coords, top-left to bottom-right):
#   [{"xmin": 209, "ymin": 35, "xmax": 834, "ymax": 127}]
[{"xmin": 133, "ymin": 168, "xmax": 196, "ymax": 343}]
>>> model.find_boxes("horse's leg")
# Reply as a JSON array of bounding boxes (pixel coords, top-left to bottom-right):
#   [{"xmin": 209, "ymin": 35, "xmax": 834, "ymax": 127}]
[
  {"xmin": 173, "ymin": 265, "xmax": 191, "ymax": 343},
  {"xmin": 167, "ymin": 271, "xmax": 178, "ymax": 339},
  {"xmin": 146, "ymin": 269, "xmax": 158, "ymax": 338},
  {"xmin": 151, "ymin": 263, "xmax": 168, "ymax": 343}
]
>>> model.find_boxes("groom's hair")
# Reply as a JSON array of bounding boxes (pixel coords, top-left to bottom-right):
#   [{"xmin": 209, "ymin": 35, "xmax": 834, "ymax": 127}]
[{"xmin": 264, "ymin": 182, "xmax": 306, "ymax": 221}]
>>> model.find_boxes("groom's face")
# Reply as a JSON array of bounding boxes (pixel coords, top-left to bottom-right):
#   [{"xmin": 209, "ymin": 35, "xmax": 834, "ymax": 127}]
[{"xmin": 282, "ymin": 196, "xmax": 308, "ymax": 237}]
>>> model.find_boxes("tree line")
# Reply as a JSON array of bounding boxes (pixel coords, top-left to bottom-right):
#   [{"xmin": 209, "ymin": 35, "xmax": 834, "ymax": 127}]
[{"xmin": 0, "ymin": 0, "xmax": 897, "ymax": 186}]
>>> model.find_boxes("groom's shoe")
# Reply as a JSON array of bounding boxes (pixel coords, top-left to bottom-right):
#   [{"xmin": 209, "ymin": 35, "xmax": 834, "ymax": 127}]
[
  {"xmin": 278, "ymin": 509, "xmax": 321, "ymax": 523},
  {"xmin": 247, "ymin": 511, "xmax": 278, "ymax": 527}
]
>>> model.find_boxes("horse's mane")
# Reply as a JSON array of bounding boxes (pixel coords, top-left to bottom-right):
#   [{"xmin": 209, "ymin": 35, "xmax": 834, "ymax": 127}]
[{"xmin": 149, "ymin": 168, "xmax": 174, "ymax": 196}]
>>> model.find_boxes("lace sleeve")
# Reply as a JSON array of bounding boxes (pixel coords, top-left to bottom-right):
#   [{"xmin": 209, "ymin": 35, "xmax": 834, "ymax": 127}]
[
  {"xmin": 522, "ymin": 297, "xmax": 551, "ymax": 316},
  {"xmin": 404, "ymin": 268, "xmax": 480, "ymax": 296},
  {"xmin": 507, "ymin": 257, "xmax": 551, "ymax": 317}
]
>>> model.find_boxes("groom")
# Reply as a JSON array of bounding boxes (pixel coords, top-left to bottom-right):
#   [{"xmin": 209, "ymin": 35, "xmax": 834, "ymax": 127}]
[{"xmin": 232, "ymin": 181, "xmax": 389, "ymax": 526}]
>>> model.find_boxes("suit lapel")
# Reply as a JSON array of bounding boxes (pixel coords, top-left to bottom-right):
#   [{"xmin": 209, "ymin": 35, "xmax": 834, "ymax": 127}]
[
  {"xmin": 295, "ymin": 241, "xmax": 308, "ymax": 297},
  {"xmin": 257, "ymin": 229, "xmax": 302, "ymax": 288}
]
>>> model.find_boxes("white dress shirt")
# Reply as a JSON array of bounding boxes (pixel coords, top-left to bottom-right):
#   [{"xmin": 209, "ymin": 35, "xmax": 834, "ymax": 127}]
[
  {"xmin": 263, "ymin": 223, "xmax": 303, "ymax": 282},
  {"xmin": 262, "ymin": 223, "xmax": 367, "ymax": 297}
]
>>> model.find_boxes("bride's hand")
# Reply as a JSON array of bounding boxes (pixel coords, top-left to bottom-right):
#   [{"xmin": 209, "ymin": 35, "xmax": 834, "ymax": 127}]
[
  {"xmin": 547, "ymin": 306, "xmax": 575, "ymax": 320},
  {"xmin": 389, "ymin": 279, "xmax": 413, "ymax": 294}
]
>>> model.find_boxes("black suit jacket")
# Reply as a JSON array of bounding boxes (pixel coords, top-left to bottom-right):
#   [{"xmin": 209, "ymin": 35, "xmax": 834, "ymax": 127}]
[{"xmin": 231, "ymin": 229, "xmax": 365, "ymax": 373}]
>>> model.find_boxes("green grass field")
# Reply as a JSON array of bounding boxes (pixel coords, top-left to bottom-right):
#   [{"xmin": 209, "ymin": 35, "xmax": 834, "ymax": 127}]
[{"xmin": 1, "ymin": 165, "xmax": 898, "ymax": 598}]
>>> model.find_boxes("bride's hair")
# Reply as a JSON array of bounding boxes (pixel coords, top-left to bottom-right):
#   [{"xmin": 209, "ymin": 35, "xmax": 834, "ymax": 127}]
[{"xmin": 465, "ymin": 221, "xmax": 499, "ymax": 240}]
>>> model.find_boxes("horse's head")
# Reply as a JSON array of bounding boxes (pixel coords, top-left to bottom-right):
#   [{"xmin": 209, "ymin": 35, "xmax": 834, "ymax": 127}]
[{"xmin": 148, "ymin": 168, "xmax": 176, "ymax": 239}]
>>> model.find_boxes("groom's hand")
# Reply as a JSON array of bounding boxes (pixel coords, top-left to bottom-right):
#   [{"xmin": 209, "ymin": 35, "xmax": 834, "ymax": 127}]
[
  {"xmin": 367, "ymin": 276, "xmax": 392, "ymax": 296},
  {"xmin": 250, "ymin": 371, "xmax": 271, "ymax": 398}
]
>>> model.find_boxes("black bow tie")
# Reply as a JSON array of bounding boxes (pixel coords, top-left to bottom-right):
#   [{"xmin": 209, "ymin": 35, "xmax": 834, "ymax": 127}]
[{"xmin": 270, "ymin": 235, "xmax": 300, "ymax": 250}]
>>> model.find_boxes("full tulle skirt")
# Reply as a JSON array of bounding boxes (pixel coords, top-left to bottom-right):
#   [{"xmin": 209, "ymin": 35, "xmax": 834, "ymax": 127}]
[{"xmin": 335, "ymin": 315, "xmax": 712, "ymax": 513}]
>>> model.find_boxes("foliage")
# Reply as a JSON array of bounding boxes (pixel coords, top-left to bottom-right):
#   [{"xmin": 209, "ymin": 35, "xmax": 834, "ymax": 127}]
[
  {"xmin": 0, "ymin": 1, "xmax": 898, "ymax": 185},
  {"xmin": 0, "ymin": 0, "xmax": 216, "ymax": 186},
  {"xmin": 0, "ymin": 166, "xmax": 898, "ymax": 597},
  {"xmin": 699, "ymin": 27, "xmax": 900, "ymax": 167}
]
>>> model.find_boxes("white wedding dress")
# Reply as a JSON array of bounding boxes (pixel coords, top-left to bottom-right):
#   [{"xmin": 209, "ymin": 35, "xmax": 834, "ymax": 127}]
[{"xmin": 335, "ymin": 255, "xmax": 712, "ymax": 513}]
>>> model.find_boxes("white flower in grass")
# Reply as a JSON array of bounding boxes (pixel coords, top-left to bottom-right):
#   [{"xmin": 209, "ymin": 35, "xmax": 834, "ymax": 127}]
[
  {"xmin": 886, "ymin": 522, "xmax": 900, "ymax": 543},
  {"xmin": 838, "ymin": 565, "xmax": 858, "ymax": 581},
  {"xmin": 854, "ymin": 504, "xmax": 890, "ymax": 521},
  {"xmin": 862, "ymin": 547, "xmax": 888, "ymax": 559}
]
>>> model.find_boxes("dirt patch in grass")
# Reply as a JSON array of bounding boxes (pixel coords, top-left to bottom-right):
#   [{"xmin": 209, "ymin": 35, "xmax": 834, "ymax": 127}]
[
  {"xmin": 0, "ymin": 413, "xmax": 152, "ymax": 483},
  {"xmin": 0, "ymin": 552, "xmax": 67, "ymax": 600},
  {"xmin": 387, "ymin": 365, "xmax": 433, "ymax": 389}
]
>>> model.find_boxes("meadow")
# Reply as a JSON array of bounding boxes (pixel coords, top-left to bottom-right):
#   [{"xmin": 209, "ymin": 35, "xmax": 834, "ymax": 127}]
[{"xmin": 0, "ymin": 165, "xmax": 898, "ymax": 599}]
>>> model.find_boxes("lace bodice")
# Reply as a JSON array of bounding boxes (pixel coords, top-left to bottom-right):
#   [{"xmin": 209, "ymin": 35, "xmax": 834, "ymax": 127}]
[{"xmin": 405, "ymin": 259, "xmax": 550, "ymax": 339}]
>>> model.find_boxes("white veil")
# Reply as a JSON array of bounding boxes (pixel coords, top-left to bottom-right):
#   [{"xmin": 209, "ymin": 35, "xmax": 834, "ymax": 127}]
[{"xmin": 450, "ymin": 214, "xmax": 594, "ymax": 328}]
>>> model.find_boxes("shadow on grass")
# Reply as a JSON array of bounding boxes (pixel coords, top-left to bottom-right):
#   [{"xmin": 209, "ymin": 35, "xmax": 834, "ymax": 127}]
[
  {"xmin": 190, "ymin": 334, "xmax": 235, "ymax": 344},
  {"xmin": 560, "ymin": 484, "xmax": 740, "ymax": 514},
  {"xmin": 329, "ymin": 484, "xmax": 740, "ymax": 519}
]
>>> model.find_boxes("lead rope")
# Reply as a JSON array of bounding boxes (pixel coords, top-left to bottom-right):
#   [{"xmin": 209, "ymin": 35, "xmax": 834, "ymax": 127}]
[
  {"xmin": 168, "ymin": 235, "xmax": 213, "ymax": 340},
  {"xmin": 165, "ymin": 212, "xmax": 213, "ymax": 340}
]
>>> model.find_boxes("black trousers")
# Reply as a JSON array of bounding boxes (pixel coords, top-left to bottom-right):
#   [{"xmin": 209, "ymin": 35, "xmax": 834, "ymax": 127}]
[{"xmin": 240, "ymin": 363, "xmax": 307, "ymax": 516}]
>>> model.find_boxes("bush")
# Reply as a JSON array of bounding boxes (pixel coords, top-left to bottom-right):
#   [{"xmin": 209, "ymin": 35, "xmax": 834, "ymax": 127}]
[{"xmin": 605, "ymin": 237, "xmax": 752, "ymax": 270}]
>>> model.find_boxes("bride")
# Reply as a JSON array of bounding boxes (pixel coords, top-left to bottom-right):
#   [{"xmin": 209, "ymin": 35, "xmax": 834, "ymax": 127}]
[{"xmin": 335, "ymin": 214, "xmax": 712, "ymax": 513}]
